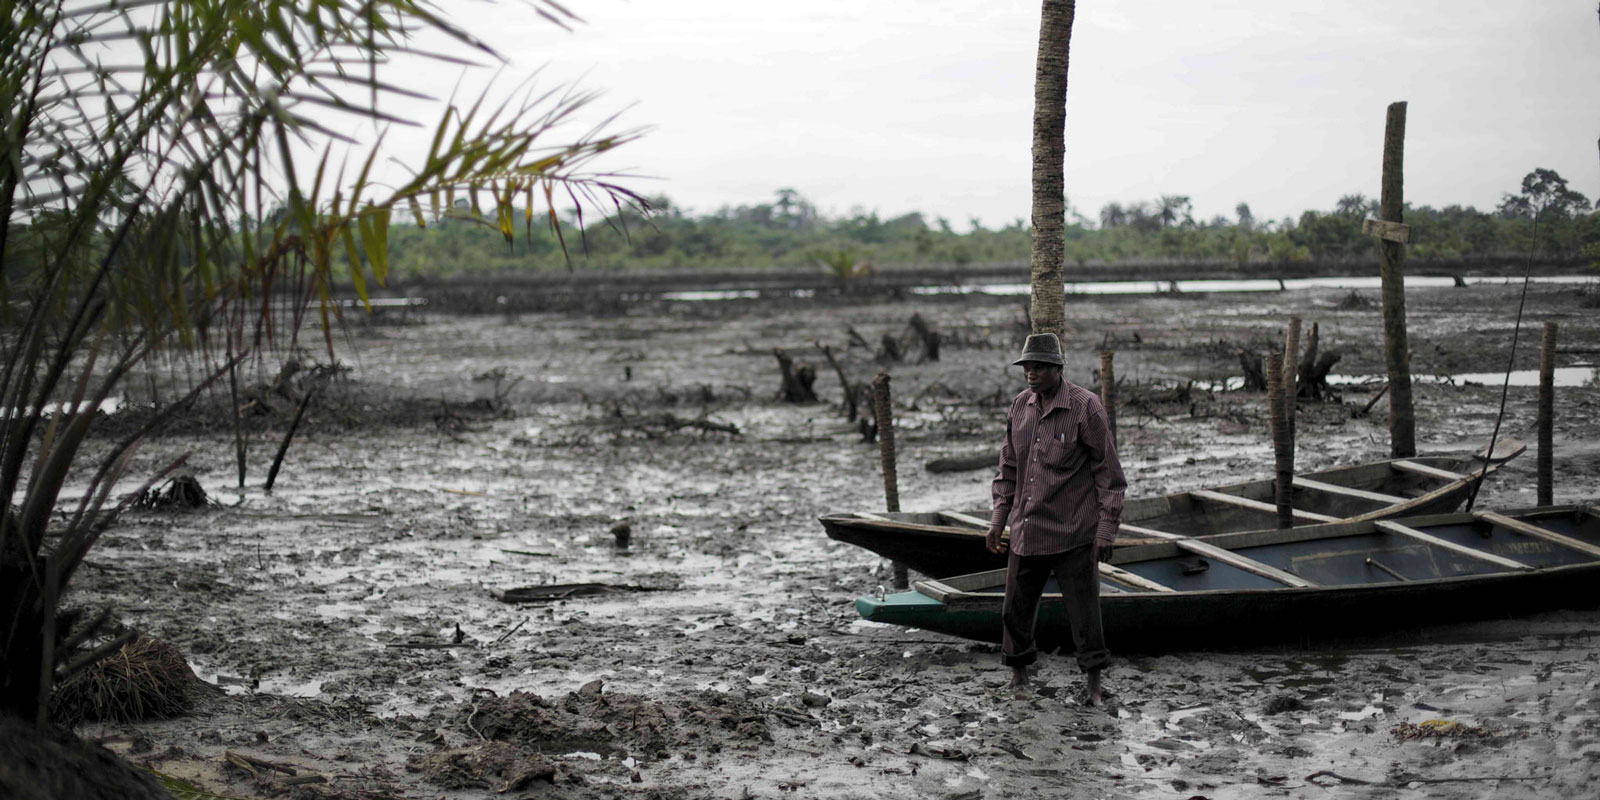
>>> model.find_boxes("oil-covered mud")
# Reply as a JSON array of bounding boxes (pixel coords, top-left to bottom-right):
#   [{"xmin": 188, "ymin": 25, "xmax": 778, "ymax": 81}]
[{"xmin": 73, "ymin": 279, "xmax": 1600, "ymax": 799}]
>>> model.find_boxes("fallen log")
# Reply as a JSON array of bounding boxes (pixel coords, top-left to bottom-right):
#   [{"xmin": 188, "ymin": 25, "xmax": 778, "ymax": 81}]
[{"xmin": 925, "ymin": 452, "xmax": 994, "ymax": 473}]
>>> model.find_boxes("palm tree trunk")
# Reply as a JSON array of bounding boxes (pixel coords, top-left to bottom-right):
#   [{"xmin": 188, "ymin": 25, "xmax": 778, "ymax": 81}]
[{"xmin": 1029, "ymin": 0, "xmax": 1076, "ymax": 339}]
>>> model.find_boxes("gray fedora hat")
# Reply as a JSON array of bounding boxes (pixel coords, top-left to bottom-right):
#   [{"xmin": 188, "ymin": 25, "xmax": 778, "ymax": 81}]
[{"xmin": 1012, "ymin": 333, "xmax": 1065, "ymax": 366}]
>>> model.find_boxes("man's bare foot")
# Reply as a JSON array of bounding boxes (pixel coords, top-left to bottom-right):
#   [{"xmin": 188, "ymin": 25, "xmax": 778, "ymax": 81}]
[
  {"xmin": 1085, "ymin": 669, "xmax": 1105, "ymax": 706},
  {"xmin": 1009, "ymin": 666, "xmax": 1030, "ymax": 689}
]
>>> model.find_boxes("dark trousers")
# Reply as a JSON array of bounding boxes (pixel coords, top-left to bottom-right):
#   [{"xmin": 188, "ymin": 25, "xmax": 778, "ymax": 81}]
[{"xmin": 1001, "ymin": 544, "xmax": 1111, "ymax": 672}]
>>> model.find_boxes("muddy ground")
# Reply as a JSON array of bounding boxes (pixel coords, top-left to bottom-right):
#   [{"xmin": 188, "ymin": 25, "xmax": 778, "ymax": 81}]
[{"xmin": 69, "ymin": 277, "xmax": 1600, "ymax": 799}]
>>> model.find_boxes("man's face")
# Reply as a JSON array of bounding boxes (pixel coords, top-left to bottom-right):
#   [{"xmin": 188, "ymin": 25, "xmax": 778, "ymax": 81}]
[{"xmin": 1021, "ymin": 361, "xmax": 1063, "ymax": 394}]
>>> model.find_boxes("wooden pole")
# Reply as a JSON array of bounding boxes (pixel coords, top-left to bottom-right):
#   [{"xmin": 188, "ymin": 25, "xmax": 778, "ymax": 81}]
[
  {"xmin": 1099, "ymin": 350, "xmax": 1116, "ymax": 445},
  {"xmin": 1538, "ymin": 321, "xmax": 1557, "ymax": 505},
  {"xmin": 1282, "ymin": 316, "xmax": 1300, "ymax": 457},
  {"xmin": 1267, "ymin": 352, "xmax": 1292, "ymax": 529},
  {"xmin": 1378, "ymin": 101, "xmax": 1415, "ymax": 457},
  {"xmin": 871, "ymin": 372, "xmax": 906, "ymax": 589}
]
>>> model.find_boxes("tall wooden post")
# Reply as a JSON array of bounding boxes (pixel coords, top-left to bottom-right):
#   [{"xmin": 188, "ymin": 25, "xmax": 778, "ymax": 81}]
[
  {"xmin": 1282, "ymin": 316, "xmax": 1301, "ymax": 458},
  {"xmin": 1538, "ymin": 322, "xmax": 1557, "ymax": 505},
  {"xmin": 1378, "ymin": 101, "xmax": 1415, "ymax": 457},
  {"xmin": 1099, "ymin": 350, "xmax": 1116, "ymax": 445},
  {"xmin": 872, "ymin": 372, "xmax": 907, "ymax": 589},
  {"xmin": 1267, "ymin": 352, "xmax": 1292, "ymax": 529}
]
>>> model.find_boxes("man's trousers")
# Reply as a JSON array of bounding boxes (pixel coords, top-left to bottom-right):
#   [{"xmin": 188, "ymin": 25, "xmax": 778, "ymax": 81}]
[{"xmin": 1000, "ymin": 543, "xmax": 1111, "ymax": 672}]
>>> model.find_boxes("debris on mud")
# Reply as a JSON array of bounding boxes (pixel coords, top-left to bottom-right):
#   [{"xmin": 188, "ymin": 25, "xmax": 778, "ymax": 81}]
[
  {"xmin": 462, "ymin": 686, "xmax": 772, "ymax": 760},
  {"xmin": 1390, "ymin": 719, "xmax": 1495, "ymax": 741},
  {"xmin": 407, "ymin": 741, "xmax": 559, "ymax": 792},
  {"xmin": 1260, "ymin": 693, "xmax": 1305, "ymax": 715},
  {"xmin": 492, "ymin": 573, "xmax": 683, "ymax": 604}
]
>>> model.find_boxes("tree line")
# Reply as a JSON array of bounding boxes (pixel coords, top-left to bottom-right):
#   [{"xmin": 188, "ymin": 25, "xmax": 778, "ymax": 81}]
[{"xmin": 380, "ymin": 169, "xmax": 1600, "ymax": 276}]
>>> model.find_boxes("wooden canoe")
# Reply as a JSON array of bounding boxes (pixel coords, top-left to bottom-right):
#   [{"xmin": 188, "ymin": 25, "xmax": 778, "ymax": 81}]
[
  {"xmin": 854, "ymin": 504, "xmax": 1600, "ymax": 651},
  {"xmin": 821, "ymin": 442, "xmax": 1525, "ymax": 578}
]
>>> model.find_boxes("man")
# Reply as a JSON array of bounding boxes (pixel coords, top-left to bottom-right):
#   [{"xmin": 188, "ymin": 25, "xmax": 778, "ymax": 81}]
[{"xmin": 986, "ymin": 333, "xmax": 1126, "ymax": 704}]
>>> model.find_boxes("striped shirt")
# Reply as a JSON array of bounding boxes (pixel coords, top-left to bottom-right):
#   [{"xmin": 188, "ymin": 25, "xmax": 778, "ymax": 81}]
[{"xmin": 990, "ymin": 382, "xmax": 1126, "ymax": 555}]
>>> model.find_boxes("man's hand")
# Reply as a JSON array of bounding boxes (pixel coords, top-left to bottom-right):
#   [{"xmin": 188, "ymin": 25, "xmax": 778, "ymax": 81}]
[
  {"xmin": 1095, "ymin": 542, "xmax": 1114, "ymax": 563},
  {"xmin": 986, "ymin": 525, "xmax": 1007, "ymax": 554}
]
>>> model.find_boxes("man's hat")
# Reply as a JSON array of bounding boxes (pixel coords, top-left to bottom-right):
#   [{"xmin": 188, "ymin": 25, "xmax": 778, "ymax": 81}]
[{"xmin": 1012, "ymin": 333, "xmax": 1065, "ymax": 366}]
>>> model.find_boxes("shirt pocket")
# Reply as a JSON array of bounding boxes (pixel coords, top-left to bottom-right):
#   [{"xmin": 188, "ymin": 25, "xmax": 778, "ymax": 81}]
[{"xmin": 1042, "ymin": 428, "xmax": 1085, "ymax": 471}]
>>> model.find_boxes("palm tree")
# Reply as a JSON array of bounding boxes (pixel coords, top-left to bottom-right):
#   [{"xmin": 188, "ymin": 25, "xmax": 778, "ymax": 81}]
[
  {"xmin": 1029, "ymin": 0, "xmax": 1076, "ymax": 339},
  {"xmin": 0, "ymin": 0, "xmax": 640, "ymax": 729},
  {"xmin": 1336, "ymin": 193, "xmax": 1376, "ymax": 219},
  {"xmin": 1099, "ymin": 202, "xmax": 1127, "ymax": 229},
  {"xmin": 1156, "ymin": 195, "xmax": 1192, "ymax": 229},
  {"xmin": 1235, "ymin": 202, "xmax": 1255, "ymax": 230}
]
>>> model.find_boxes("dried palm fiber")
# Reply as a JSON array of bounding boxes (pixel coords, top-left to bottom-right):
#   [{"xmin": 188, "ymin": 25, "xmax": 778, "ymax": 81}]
[
  {"xmin": 52, "ymin": 635, "xmax": 199, "ymax": 723},
  {"xmin": 132, "ymin": 473, "xmax": 209, "ymax": 509}
]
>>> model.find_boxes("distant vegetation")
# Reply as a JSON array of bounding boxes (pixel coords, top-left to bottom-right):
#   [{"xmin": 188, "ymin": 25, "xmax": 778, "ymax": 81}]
[{"xmin": 382, "ymin": 171, "xmax": 1600, "ymax": 276}]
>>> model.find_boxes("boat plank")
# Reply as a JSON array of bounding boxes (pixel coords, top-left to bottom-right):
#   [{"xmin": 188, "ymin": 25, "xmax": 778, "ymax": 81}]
[
  {"xmin": 855, "ymin": 512, "xmax": 893, "ymax": 522},
  {"xmin": 1119, "ymin": 523, "xmax": 1186, "ymax": 540},
  {"xmin": 1392, "ymin": 460, "xmax": 1467, "ymax": 482},
  {"xmin": 1374, "ymin": 520, "xmax": 1532, "ymax": 571},
  {"xmin": 1190, "ymin": 489, "xmax": 1340, "ymax": 523},
  {"xmin": 1098, "ymin": 563, "xmax": 1176, "ymax": 593},
  {"xmin": 1173, "ymin": 539, "xmax": 1317, "ymax": 587},
  {"xmin": 1475, "ymin": 511, "xmax": 1600, "ymax": 560},
  {"xmin": 1292, "ymin": 476, "xmax": 1407, "ymax": 505},
  {"xmin": 939, "ymin": 511, "xmax": 990, "ymax": 529}
]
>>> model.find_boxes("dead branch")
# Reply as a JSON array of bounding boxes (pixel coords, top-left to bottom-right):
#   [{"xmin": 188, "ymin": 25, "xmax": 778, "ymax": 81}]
[
  {"xmin": 813, "ymin": 339, "xmax": 859, "ymax": 421},
  {"xmin": 845, "ymin": 325, "xmax": 872, "ymax": 349}
]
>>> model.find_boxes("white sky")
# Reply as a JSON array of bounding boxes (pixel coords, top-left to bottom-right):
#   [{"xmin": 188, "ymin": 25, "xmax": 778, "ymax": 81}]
[{"xmin": 378, "ymin": 1, "xmax": 1600, "ymax": 230}]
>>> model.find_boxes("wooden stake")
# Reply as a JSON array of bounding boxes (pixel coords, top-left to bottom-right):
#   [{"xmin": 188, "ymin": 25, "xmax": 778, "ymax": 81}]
[
  {"xmin": 1282, "ymin": 316, "xmax": 1300, "ymax": 457},
  {"xmin": 872, "ymin": 372, "xmax": 906, "ymax": 589},
  {"xmin": 1377, "ymin": 101, "xmax": 1415, "ymax": 457},
  {"xmin": 1538, "ymin": 321, "xmax": 1557, "ymax": 505},
  {"xmin": 1099, "ymin": 350, "xmax": 1116, "ymax": 445},
  {"xmin": 1267, "ymin": 352, "xmax": 1292, "ymax": 529}
]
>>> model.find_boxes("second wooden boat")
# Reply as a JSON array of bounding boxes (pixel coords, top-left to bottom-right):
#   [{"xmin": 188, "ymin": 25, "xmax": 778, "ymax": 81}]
[
  {"xmin": 854, "ymin": 504, "xmax": 1600, "ymax": 651},
  {"xmin": 821, "ymin": 442, "xmax": 1525, "ymax": 578}
]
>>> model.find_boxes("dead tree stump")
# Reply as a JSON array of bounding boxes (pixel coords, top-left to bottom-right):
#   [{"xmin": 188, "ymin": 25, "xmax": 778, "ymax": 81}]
[
  {"xmin": 1239, "ymin": 350, "xmax": 1268, "ymax": 391},
  {"xmin": 908, "ymin": 313, "xmax": 940, "ymax": 362},
  {"xmin": 1295, "ymin": 324, "xmax": 1342, "ymax": 401},
  {"xmin": 774, "ymin": 348, "xmax": 818, "ymax": 403},
  {"xmin": 878, "ymin": 332, "xmax": 903, "ymax": 364}
]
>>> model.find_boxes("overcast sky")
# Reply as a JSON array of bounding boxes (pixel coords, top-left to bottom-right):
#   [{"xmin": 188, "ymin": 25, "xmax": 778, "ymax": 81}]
[{"xmin": 384, "ymin": 1, "xmax": 1600, "ymax": 230}]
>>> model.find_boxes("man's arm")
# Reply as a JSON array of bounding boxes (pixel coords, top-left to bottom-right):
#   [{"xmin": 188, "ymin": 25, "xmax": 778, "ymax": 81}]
[
  {"xmin": 988, "ymin": 403, "xmax": 1019, "ymax": 551},
  {"xmin": 1081, "ymin": 402, "xmax": 1127, "ymax": 552}
]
